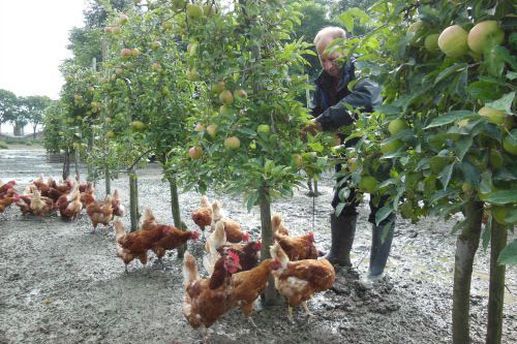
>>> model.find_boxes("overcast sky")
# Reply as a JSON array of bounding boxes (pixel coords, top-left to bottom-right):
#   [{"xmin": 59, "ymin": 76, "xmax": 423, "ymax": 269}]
[{"xmin": 0, "ymin": 0, "xmax": 87, "ymax": 100}]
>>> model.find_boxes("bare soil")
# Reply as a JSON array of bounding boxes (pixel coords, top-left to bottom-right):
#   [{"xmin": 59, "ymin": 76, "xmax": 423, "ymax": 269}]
[{"xmin": 1, "ymin": 148, "xmax": 516, "ymax": 344}]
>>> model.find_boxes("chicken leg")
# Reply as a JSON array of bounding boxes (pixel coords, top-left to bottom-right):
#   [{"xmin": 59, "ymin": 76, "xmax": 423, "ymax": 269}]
[{"xmin": 302, "ymin": 301, "xmax": 314, "ymax": 317}]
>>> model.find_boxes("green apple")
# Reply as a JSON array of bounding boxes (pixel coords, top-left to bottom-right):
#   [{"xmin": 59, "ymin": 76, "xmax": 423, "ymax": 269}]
[
  {"xmin": 188, "ymin": 146, "xmax": 203, "ymax": 159},
  {"xmin": 234, "ymin": 89, "xmax": 248, "ymax": 100},
  {"xmin": 424, "ymin": 34, "xmax": 440, "ymax": 52},
  {"xmin": 388, "ymin": 118, "xmax": 408, "ymax": 135},
  {"xmin": 219, "ymin": 90, "xmax": 234, "ymax": 105},
  {"xmin": 186, "ymin": 4, "xmax": 203, "ymax": 19},
  {"xmin": 131, "ymin": 120, "xmax": 146, "ymax": 131},
  {"xmin": 438, "ymin": 25, "xmax": 469, "ymax": 57},
  {"xmin": 151, "ymin": 41, "xmax": 162, "ymax": 50},
  {"xmin": 257, "ymin": 124, "xmax": 270, "ymax": 134},
  {"xmin": 468, "ymin": 20, "xmax": 504, "ymax": 54},
  {"xmin": 121, "ymin": 48, "xmax": 133, "ymax": 58},
  {"xmin": 380, "ymin": 139, "xmax": 403, "ymax": 154},
  {"xmin": 212, "ymin": 81, "xmax": 225, "ymax": 94},
  {"xmin": 206, "ymin": 124, "xmax": 218, "ymax": 138},
  {"xmin": 224, "ymin": 136, "xmax": 240, "ymax": 150}
]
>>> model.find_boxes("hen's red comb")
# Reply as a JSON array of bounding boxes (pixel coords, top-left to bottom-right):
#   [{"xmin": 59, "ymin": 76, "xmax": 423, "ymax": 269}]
[{"xmin": 227, "ymin": 250, "xmax": 240, "ymax": 264}]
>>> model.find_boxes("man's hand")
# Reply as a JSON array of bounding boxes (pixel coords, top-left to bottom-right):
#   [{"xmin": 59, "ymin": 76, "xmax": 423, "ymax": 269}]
[{"xmin": 301, "ymin": 120, "xmax": 322, "ymax": 140}]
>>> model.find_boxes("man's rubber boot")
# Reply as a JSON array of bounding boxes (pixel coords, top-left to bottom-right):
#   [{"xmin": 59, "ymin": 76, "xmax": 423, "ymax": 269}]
[
  {"xmin": 368, "ymin": 216, "xmax": 395, "ymax": 280},
  {"xmin": 326, "ymin": 213, "xmax": 357, "ymax": 266}
]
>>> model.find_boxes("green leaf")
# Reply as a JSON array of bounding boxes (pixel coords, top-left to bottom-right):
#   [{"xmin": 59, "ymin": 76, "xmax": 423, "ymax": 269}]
[
  {"xmin": 484, "ymin": 46, "xmax": 507, "ymax": 78},
  {"xmin": 498, "ymin": 239, "xmax": 517, "ymax": 266},
  {"xmin": 439, "ymin": 162, "xmax": 455, "ymax": 190},
  {"xmin": 459, "ymin": 160, "xmax": 480, "ymax": 186},
  {"xmin": 308, "ymin": 141, "xmax": 324, "ymax": 153},
  {"xmin": 375, "ymin": 203, "xmax": 394, "ymax": 226},
  {"xmin": 467, "ymin": 80, "xmax": 502, "ymax": 102},
  {"xmin": 507, "ymin": 71, "xmax": 517, "ymax": 81},
  {"xmin": 486, "ymin": 92, "xmax": 515, "ymax": 114},
  {"xmin": 479, "ymin": 189, "xmax": 517, "ymax": 205},
  {"xmin": 424, "ymin": 111, "xmax": 475, "ymax": 129},
  {"xmin": 246, "ymin": 192, "xmax": 259, "ymax": 212},
  {"xmin": 481, "ymin": 219, "xmax": 492, "ymax": 251},
  {"xmin": 339, "ymin": 15, "xmax": 354, "ymax": 33},
  {"xmin": 455, "ymin": 136, "xmax": 473, "ymax": 161},
  {"xmin": 335, "ymin": 202, "xmax": 346, "ymax": 217},
  {"xmin": 480, "ymin": 171, "xmax": 494, "ymax": 194},
  {"xmin": 375, "ymin": 104, "xmax": 401, "ymax": 115},
  {"xmin": 434, "ymin": 63, "xmax": 468, "ymax": 85}
]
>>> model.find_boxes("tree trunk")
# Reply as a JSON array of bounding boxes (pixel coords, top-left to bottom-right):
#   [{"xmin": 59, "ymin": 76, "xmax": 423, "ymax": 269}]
[
  {"xmin": 259, "ymin": 186, "xmax": 282, "ymax": 306},
  {"xmin": 453, "ymin": 200, "xmax": 483, "ymax": 344},
  {"xmin": 169, "ymin": 175, "xmax": 187, "ymax": 258},
  {"xmin": 62, "ymin": 149, "xmax": 71, "ymax": 180},
  {"xmin": 129, "ymin": 169, "xmax": 139, "ymax": 232},
  {"xmin": 105, "ymin": 166, "xmax": 111, "ymax": 196},
  {"xmin": 74, "ymin": 149, "xmax": 80, "ymax": 181},
  {"xmin": 33, "ymin": 126, "xmax": 37, "ymax": 139},
  {"xmin": 14, "ymin": 124, "xmax": 23, "ymax": 136},
  {"xmin": 87, "ymin": 134, "xmax": 93, "ymax": 181},
  {"xmin": 486, "ymin": 221, "xmax": 507, "ymax": 344}
]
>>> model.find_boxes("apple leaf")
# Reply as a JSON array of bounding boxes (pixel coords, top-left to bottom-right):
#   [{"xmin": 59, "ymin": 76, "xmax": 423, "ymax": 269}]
[
  {"xmin": 498, "ymin": 239, "xmax": 517, "ymax": 266},
  {"xmin": 439, "ymin": 162, "xmax": 455, "ymax": 190},
  {"xmin": 486, "ymin": 92, "xmax": 515, "ymax": 114},
  {"xmin": 467, "ymin": 80, "xmax": 502, "ymax": 102},
  {"xmin": 481, "ymin": 221, "xmax": 491, "ymax": 251},
  {"xmin": 454, "ymin": 136, "xmax": 473, "ymax": 160},
  {"xmin": 375, "ymin": 203, "xmax": 394, "ymax": 226},
  {"xmin": 507, "ymin": 71, "xmax": 517, "ymax": 81},
  {"xmin": 424, "ymin": 111, "xmax": 475, "ymax": 129},
  {"xmin": 335, "ymin": 202, "xmax": 346, "ymax": 217},
  {"xmin": 479, "ymin": 189, "xmax": 517, "ymax": 205},
  {"xmin": 484, "ymin": 46, "xmax": 507, "ymax": 78}
]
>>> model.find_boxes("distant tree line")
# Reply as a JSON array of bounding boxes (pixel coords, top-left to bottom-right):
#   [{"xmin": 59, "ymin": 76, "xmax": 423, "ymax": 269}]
[{"xmin": 0, "ymin": 89, "xmax": 53, "ymax": 137}]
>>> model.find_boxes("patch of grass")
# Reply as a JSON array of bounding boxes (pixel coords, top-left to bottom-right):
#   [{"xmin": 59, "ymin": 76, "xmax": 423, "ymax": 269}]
[
  {"xmin": 2, "ymin": 137, "xmax": 42, "ymax": 145},
  {"xmin": 0, "ymin": 141, "xmax": 8, "ymax": 149}
]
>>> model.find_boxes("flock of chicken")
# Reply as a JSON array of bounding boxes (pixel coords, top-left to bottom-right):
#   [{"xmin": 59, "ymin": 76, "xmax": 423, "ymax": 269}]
[
  {"xmin": 0, "ymin": 177, "xmax": 123, "ymax": 228},
  {"xmin": 1, "ymin": 179, "xmax": 336, "ymax": 339},
  {"xmin": 182, "ymin": 196, "xmax": 336, "ymax": 338}
]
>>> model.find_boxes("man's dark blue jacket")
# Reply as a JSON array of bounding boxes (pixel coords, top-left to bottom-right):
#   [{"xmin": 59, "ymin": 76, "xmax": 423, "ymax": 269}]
[{"xmin": 311, "ymin": 58, "xmax": 382, "ymax": 131}]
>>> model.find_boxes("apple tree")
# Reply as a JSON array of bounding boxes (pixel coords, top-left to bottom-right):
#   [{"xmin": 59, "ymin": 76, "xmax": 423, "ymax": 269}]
[
  {"xmin": 331, "ymin": 1, "xmax": 515, "ymax": 343},
  {"xmin": 177, "ymin": 0, "xmax": 335, "ymax": 303}
]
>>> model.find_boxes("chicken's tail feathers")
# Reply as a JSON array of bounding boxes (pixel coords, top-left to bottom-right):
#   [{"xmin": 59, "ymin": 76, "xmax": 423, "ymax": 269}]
[
  {"xmin": 113, "ymin": 219, "xmax": 126, "ymax": 241},
  {"xmin": 271, "ymin": 213, "xmax": 283, "ymax": 232},
  {"xmin": 183, "ymin": 251, "xmax": 200, "ymax": 286}
]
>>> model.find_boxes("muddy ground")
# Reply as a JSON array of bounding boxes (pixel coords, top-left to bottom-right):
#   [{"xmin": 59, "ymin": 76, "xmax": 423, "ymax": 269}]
[{"xmin": 0, "ymin": 147, "xmax": 516, "ymax": 344}]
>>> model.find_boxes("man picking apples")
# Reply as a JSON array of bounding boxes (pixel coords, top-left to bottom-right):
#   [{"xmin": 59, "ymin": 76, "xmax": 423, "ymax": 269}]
[{"xmin": 303, "ymin": 27, "xmax": 394, "ymax": 281}]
